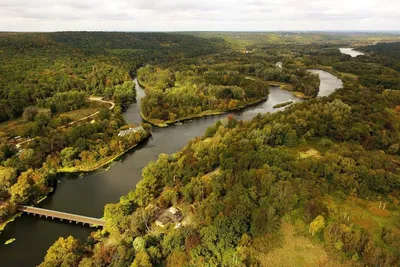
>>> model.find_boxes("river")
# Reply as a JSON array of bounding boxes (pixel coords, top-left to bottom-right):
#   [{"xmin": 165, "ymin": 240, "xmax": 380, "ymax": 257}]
[
  {"xmin": 0, "ymin": 71, "xmax": 342, "ymax": 267},
  {"xmin": 339, "ymin": 47, "xmax": 364, "ymax": 57}
]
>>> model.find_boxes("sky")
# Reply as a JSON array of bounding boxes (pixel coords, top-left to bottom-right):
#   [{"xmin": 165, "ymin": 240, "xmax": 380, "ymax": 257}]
[{"xmin": 0, "ymin": 0, "xmax": 399, "ymax": 32}]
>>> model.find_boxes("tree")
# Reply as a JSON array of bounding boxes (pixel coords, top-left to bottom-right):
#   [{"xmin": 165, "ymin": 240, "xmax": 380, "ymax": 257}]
[
  {"xmin": 10, "ymin": 172, "xmax": 35, "ymax": 204},
  {"xmin": 0, "ymin": 167, "xmax": 17, "ymax": 200},
  {"xmin": 60, "ymin": 147, "xmax": 77, "ymax": 167},
  {"xmin": 39, "ymin": 236, "xmax": 82, "ymax": 267},
  {"xmin": 131, "ymin": 251, "xmax": 152, "ymax": 267},
  {"xmin": 309, "ymin": 215, "xmax": 325, "ymax": 236},
  {"xmin": 23, "ymin": 106, "xmax": 39, "ymax": 122}
]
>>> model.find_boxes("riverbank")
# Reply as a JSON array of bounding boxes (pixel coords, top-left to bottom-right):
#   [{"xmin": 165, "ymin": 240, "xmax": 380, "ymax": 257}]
[
  {"xmin": 0, "ymin": 195, "xmax": 49, "ymax": 232},
  {"xmin": 267, "ymin": 81, "xmax": 314, "ymax": 99},
  {"xmin": 140, "ymin": 96, "xmax": 269, "ymax": 127},
  {"xmin": 57, "ymin": 131, "xmax": 151, "ymax": 173}
]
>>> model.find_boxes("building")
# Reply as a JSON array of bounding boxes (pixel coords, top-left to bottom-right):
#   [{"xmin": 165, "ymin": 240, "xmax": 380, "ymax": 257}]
[
  {"xmin": 156, "ymin": 207, "xmax": 183, "ymax": 227},
  {"xmin": 118, "ymin": 126, "xmax": 144, "ymax": 137}
]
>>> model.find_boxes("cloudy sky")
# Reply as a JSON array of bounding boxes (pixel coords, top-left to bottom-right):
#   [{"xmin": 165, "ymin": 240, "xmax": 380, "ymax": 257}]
[{"xmin": 0, "ymin": 0, "xmax": 399, "ymax": 31}]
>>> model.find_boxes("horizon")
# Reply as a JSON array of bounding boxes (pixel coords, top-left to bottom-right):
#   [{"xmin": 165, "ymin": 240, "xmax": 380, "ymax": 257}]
[
  {"xmin": 1, "ymin": 30, "xmax": 400, "ymax": 33},
  {"xmin": 1, "ymin": 0, "xmax": 399, "ymax": 32}
]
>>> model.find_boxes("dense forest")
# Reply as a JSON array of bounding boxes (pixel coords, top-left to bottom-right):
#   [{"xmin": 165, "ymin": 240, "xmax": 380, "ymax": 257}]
[
  {"xmin": 0, "ymin": 32, "xmax": 225, "ymax": 122},
  {"xmin": 1, "ymin": 32, "xmax": 400, "ymax": 266},
  {"xmin": 137, "ymin": 51, "xmax": 320, "ymax": 126},
  {"xmin": 2, "ymin": 32, "xmax": 226, "ymax": 226},
  {"xmin": 36, "ymin": 35, "xmax": 400, "ymax": 266},
  {"xmin": 0, "ymin": 32, "xmax": 232, "ymax": 229}
]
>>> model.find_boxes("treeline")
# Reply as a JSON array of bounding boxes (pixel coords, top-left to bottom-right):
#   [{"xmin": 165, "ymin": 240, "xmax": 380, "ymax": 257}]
[
  {"xmin": 360, "ymin": 42, "xmax": 400, "ymax": 71},
  {"xmin": 333, "ymin": 61, "xmax": 400, "ymax": 90}
]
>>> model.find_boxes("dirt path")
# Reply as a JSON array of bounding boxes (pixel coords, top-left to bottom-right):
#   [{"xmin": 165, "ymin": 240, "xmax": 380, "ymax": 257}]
[
  {"xmin": 16, "ymin": 97, "xmax": 115, "ymax": 146},
  {"xmin": 64, "ymin": 97, "xmax": 115, "ymax": 127}
]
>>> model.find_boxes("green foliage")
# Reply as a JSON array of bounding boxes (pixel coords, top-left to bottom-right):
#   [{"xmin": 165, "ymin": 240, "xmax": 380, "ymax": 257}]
[
  {"xmin": 3, "ymin": 32, "xmax": 398, "ymax": 266},
  {"xmin": 44, "ymin": 91, "xmax": 88, "ymax": 113},
  {"xmin": 139, "ymin": 64, "xmax": 270, "ymax": 123},
  {"xmin": 39, "ymin": 236, "xmax": 83, "ymax": 267}
]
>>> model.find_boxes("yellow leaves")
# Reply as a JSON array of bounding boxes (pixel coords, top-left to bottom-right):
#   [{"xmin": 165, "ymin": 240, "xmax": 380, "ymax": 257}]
[
  {"xmin": 339, "ymin": 223, "xmax": 351, "ymax": 233},
  {"xmin": 309, "ymin": 215, "xmax": 325, "ymax": 236}
]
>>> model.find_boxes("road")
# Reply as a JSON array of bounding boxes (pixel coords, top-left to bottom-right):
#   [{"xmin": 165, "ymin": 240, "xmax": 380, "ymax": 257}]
[{"xmin": 16, "ymin": 97, "xmax": 115, "ymax": 146}]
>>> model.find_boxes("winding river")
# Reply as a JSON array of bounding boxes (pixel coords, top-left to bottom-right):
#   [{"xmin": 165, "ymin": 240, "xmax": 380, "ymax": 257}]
[{"xmin": 0, "ymin": 71, "xmax": 342, "ymax": 266}]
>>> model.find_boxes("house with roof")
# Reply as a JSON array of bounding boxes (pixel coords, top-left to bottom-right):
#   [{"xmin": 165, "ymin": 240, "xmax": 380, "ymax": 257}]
[{"xmin": 155, "ymin": 207, "xmax": 183, "ymax": 227}]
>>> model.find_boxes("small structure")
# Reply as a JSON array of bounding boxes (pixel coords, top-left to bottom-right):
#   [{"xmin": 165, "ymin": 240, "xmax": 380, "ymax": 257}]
[
  {"xmin": 156, "ymin": 207, "xmax": 183, "ymax": 227},
  {"xmin": 118, "ymin": 126, "xmax": 144, "ymax": 137},
  {"xmin": 275, "ymin": 62, "xmax": 283, "ymax": 69},
  {"xmin": 220, "ymin": 118, "xmax": 229, "ymax": 127}
]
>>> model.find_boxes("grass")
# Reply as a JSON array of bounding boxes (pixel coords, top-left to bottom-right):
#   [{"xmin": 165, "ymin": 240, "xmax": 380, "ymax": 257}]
[
  {"xmin": 0, "ymin": 102, "xmax": 108, "ymax": 137},
  {"xmin": 0, "ymin": 117, "xmax": 25, "ymax": 136},
  {"xmin": 335, "ymin": 196, "xmax": 399, "ymax": 248},
  {"xmin": 266, "ymin": 81, "xmax": 294, "ymax": 91},
  {"xmin": 55, "ymin": 100, "xmax": 109, "ymax": 123},
  {"xmin": 292, "ymin": 91, "xmax": 314, "ymax": 99},
  {"xmin": 298, "ymin": 148, "xmax": 322, "ymax": 159},
  {"xmin": 256, "ymin": 222, "xmax": 344, "ymax": 267}
]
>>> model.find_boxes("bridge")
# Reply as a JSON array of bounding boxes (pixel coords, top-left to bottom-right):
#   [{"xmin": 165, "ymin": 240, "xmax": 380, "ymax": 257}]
[{"xmin": 18, "ymin": 205, "xmax": 105, "ymax": 227}]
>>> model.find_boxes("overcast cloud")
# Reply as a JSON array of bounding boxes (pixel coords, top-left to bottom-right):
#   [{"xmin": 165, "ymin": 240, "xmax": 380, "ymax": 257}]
[{"xmin": 0, "ymin": 0, "xmax": 398, "ymax": 31}]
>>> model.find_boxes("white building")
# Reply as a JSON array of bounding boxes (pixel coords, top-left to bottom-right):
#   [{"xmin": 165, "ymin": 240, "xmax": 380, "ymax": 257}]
[{"xmin": 118, "ymin": 126, "xmax": 144, "ymax": 137}]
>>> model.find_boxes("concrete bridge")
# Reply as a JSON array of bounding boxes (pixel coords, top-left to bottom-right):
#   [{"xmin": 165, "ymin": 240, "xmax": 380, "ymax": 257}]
[{"xmin": 18, "ymin": 205, "xmax": 105, "ymax": 227}]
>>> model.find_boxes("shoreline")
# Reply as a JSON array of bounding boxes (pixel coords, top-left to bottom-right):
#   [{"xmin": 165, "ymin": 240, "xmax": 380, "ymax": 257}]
[
  {"xmin": 268, "ymin": 76, "xmax": 318, "ymax": 100},
  {"xmin": 0, "ymin": 132, "xmax": 151, "ymax": 232},
  {"xmin": 140, "ymin": 96, "xmax": 269, "ymax": 128},
  {"xmin": 57, "ymin": 132, "xmax": 151, "ymax": 173},
  {"xmin": 0, "ymin": 195, "xmax": 50, "ymax": 232}
]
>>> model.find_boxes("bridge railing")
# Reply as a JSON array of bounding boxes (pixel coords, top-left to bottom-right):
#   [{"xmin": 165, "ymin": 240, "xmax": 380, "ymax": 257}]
[{"xmin": 18, "ymin": 205, "xmax": 105, "ymax": 227}]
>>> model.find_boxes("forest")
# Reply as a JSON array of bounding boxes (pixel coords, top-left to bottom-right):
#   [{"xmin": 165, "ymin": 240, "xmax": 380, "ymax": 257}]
[
  {"xmin": 137, "ymin": 51, "xmax": 320, "ymax": 126},
  {"xmin": 36, "ymin": 34, "xmax": 400, "ymax": 267},
  {"xmin": 0, "ymin": 31, "xmax": 400, "ymax": 266}
]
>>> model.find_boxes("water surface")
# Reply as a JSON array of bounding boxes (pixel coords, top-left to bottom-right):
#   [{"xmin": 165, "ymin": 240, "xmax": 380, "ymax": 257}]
[
  {"xmin": 0, "ymin": 71, "xmax": 342, "ymax": 267},
  {"xmin": 339, "ymin": 47, "xmax": 364, "ymax": 57}
]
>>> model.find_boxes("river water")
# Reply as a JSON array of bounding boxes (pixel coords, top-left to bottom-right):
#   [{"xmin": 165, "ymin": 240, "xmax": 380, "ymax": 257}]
[
  {"xmin": 0, "ymin": 72, "xmax": 342, "ymax": 267},
  {"xmin": 339, "ymin": 47, "xmax": 364, "ymax": 57}
]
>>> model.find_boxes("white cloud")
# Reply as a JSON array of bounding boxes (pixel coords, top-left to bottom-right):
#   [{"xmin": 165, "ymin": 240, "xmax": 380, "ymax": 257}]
[{"xmin": 0, "ymin": 0, "xmax": 398, "ymax": 31}]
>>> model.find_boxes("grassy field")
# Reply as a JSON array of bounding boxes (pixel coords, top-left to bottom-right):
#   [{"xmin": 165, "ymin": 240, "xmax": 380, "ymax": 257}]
[
  {"xmin": 257, "ymin": 222, "xmax": 345, "ymax": 267},
  {"xmin": 0, "ymin": 101, "xmax": 108, "ymax": 137}
]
